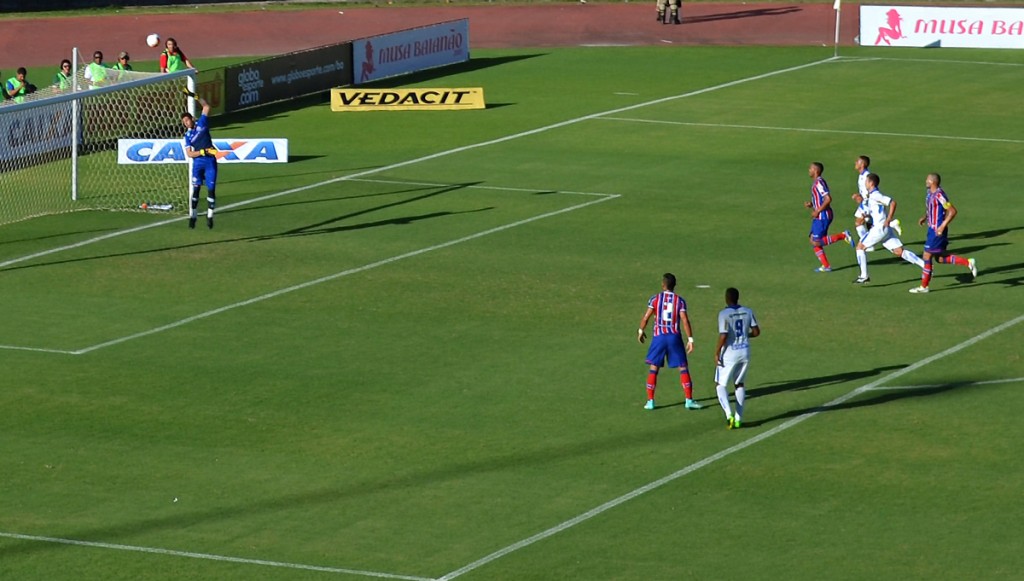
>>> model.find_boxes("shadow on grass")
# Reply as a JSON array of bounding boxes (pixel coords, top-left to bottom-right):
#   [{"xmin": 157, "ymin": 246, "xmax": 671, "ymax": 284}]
[
  {"xmin": 744, "ymin": 364, "xmax": 906, "ymax": 400},
  {"xmin": 744, "ymin": 380, "xmax": 991, "ymax": 429},
  {"xmin": 0, "ymin": 416, "xmax": 704, "ymax": 559},
  {"xmin": 0, "ymin": 228, "xmax": 117, "ymax": 247},
  {"xmin": 360, "ymin": 53, "xmax": 545, "ymax": 88},
  {"xmin": 930, "ymin": 260, "xmax": 1024, "ymax": 290},
  {"xmin": 212, "ymin": 54, "xmax": 543, "ymax": 128},
  {"xmin": 0, "ymin": 182, "xmax": 488, "ymax": 272},
  {"xmin": 220, "ymin": 164, "xmax": 383, "ymax": 187}
]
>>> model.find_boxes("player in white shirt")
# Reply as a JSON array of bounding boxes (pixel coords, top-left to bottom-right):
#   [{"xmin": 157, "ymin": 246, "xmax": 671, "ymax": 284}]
[
  {"xmin": 713, "ymin": 287, "xmax": 760, "ymax": 429},
  {"xmin": 853, "ymin": 156, "xmax": 900, "ymax": 252},
  {"xmin": 852, "ymin": 173, "xmax": 924, "ymax": 284}
]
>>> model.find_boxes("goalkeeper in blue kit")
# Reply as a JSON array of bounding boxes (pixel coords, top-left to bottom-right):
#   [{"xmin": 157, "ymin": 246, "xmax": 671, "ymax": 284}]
[{"xmin": 181, "ymin": 90, "xmax": 218, "ymax": 229}]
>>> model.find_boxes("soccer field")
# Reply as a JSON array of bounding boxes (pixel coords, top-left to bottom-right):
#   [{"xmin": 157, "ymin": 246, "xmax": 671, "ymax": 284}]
[{"xmin": 1, "ymin": 45, "xmax": 1022, "ymax": 580}]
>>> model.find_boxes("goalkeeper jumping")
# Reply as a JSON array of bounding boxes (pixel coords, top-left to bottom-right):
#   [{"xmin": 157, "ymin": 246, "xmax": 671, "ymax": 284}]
[{"xmin": 181, "ymin": 89, "xmax": 218, "ymax": 229}]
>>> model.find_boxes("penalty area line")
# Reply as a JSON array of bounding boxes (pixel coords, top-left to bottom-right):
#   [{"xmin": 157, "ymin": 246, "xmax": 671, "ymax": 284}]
[
  {"xmin": 66, "ymin": 194, "xmax": 618, "ymax": 355},
  {"xmin": 0, "ymin": 532, "xmax": 431, "ymax": 581},
  {"xmin": 435, "ymin": 313, "xmax": 1024, "ymax": 580}
]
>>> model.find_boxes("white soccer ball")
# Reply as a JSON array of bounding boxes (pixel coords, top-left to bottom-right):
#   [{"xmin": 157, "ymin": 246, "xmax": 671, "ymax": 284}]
[{"xmin": 146, "ymin": 33, "xmax": 160, "ymax": 48}]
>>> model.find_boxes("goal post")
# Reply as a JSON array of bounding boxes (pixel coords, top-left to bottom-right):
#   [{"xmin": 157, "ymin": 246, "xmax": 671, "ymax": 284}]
[{"xmin": 0, "ymin": 53, "xmax": 195, "ymax": 226}]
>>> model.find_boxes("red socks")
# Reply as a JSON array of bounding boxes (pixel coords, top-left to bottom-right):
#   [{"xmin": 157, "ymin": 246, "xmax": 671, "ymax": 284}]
[
  {"xmin": 681, "ymin": 369, "xmax": 693, "ymax": 400},
  {"xmin": 814, "ymin": 246, "xmax": 830, "ymax": 268}
]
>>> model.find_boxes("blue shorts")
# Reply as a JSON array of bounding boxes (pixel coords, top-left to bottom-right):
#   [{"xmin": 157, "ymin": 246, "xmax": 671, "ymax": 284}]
[
  {"xmin": 809, "ymin": 218, "xmax": 832, "ymax": 242},
  {"xmin": 646, "ymin": 334, "xmax": 689, "ymax": 369},
  {"xmin": 924, "ymin": 228, "xmax": 949, "ymax": 255},
  {"xmin": 191, "ymin": 157, "xmax": 218, "ymax": 190}
]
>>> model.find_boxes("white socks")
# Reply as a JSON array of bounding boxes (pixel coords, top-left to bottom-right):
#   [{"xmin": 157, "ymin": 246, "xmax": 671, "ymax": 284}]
[
  {"xmin": 717, "ymin": 384, "xmax": 745, "ymax": 421},
  {"xmin": 716, "ymin": 384, "xmax": 732, "ymax": 418},
  {"xmin": 902, "ymin": 249, "xmax": 925, "ymax": 268}
]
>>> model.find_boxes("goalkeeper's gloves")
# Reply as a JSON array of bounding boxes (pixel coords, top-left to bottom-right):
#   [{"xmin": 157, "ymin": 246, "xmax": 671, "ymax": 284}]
[{"xmin": 182, "ymin": 86, "xmax": 197, "ymax": 98}]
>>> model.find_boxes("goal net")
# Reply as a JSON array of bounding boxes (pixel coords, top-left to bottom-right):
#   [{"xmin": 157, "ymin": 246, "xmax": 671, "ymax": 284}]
[{"xmin": 0, "ymin": 53, "xmax": 195, "ymax": 226}]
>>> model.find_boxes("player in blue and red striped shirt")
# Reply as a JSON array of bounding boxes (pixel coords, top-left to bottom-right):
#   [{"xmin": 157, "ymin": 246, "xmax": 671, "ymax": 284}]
[
  {"xmin": 637, "ymin": 273, "xmax": 701, "ymax": 411},
  {"xmin": 910, "ymin": 173, "xmax": 977, "ymax": 293},
  {"xmin": 804, "ymin": 162, "xmax": 853, "ymax": 272}
]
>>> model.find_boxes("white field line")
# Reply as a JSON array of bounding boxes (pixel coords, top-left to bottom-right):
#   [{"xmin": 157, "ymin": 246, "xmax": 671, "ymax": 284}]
[
  {"xmin": 0, "ymin": 56, "xmax": 836, "ymax": 272},
  {"xmin": 0, "ymin": 344, "xmax": 77, "ymax": 355},
  {"xmin": 0, "ymin": 532, "xmax": 431, "ymax": 581},
  {"xmin": 598, "ymin": 117, "xmax": 1024, "ymax": 145},
  {"xmin": 437, "ymin": 313, "xmax": 1024, "ymax": 580},
  {"xmin": 864, "ymin": 376, "xmax": 1024, "ymax": 391},
  {"xmin": 0, "ymin": 186, "xmax": 615, "ymax": 355}
]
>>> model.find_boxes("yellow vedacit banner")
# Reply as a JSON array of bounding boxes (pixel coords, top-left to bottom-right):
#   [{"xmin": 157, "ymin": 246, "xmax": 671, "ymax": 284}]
[{"xmin": 330, "ymin": 88, "xmax": 485, "ymax": 111}]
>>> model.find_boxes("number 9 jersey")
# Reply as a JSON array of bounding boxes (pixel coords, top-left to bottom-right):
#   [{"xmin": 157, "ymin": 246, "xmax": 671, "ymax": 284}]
[{"xmin": 718, "ymin": 304, "xmax": 758, "ymax": 357}]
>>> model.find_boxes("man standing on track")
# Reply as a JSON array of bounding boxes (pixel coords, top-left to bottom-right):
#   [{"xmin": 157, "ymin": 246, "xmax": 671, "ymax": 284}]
[{"xmin": 655, "ymin": 0, "xmax": 682, "ymax": 24}]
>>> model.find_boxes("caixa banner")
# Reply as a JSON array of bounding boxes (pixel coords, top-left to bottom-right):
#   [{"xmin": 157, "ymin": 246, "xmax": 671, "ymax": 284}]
[{"xmin": 117, "ymin": 139, "xmax": 289, "ymax": 164}]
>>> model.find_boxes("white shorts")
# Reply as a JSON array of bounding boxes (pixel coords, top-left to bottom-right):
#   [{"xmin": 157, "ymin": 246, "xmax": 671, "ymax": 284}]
[
  {"xmin": 861, "ymin": 226, "xmax": 903, "ymax": 252},
  {"xmin": 715, "ymin": 351, "xmax": 749, "ymax": 387}
]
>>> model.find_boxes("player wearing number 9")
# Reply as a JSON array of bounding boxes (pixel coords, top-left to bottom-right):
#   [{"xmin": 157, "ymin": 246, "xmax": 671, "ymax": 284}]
[
  {"xmin": 713, "ymin": 287, "xmax": 760, "ymax": 429},
  {"xmin": 637, "ymin": 273, "xmax": 701, "ymax": 411},
  {"xmin": 181, "ymin": 94, "xmax": 218, "ymax": 229}
]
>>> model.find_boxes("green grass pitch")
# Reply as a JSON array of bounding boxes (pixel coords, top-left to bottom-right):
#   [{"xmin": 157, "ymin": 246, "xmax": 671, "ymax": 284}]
[{"xmin": 1, "ymin": 45, "xmax": 1022, "ymax": 580}]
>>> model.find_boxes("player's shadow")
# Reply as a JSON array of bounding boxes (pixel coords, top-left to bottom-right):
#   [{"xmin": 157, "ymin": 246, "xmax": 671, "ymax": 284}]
[
  {"xmin": 0, "ymin": 183, "xmax": 484, "ymax": 272},
  {"xmin": 957, "ymin": 225, "xmax": 1024, "ymax": 240},
  {"xmin": 221, "ymin": 164, "xmax": 383, "ymax": 187},
  {"xmin": 249, "ymin": 180, "xmax": 484, "ymax": 240},
  {"xmin": 744, "ymin": 380, "xmax": 992, "ymax": 428},
  {"xmin": 0, "ymin": 227, "xmax": 116, "ymax": 247},
  {"xmin": 684, "ymin": 6, "xmax": 802, "ymax": 24},
  {"xmin": 257, "ymin": 207, "xmax": 494, "ymax": 240},
  {"xmin": 225, "ymin": 180, "xmax": 457, "ymax": 216},
  {"xmin": 930, "ymin": 260, "xmax": 1024, "ymax": 290},
  {"xmin": 743, "ymin": 365, "xmax": 904, "ymax": 400}
]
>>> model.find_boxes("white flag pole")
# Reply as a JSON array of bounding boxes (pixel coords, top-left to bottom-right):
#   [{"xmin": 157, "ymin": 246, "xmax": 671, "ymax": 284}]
[{"xmin": 833, "ymin": 0, "xmax": 842, "ymax": 58}]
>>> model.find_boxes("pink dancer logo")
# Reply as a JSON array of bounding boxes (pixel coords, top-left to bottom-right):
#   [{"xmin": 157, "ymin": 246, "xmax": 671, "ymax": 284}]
[
  {"xmin": 361, "ymin": 41, "xmax": 376, "ymax": 82},
  {"xmin": 875, "ymin": 9, "xmax": 906, "ymax": 45}
]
